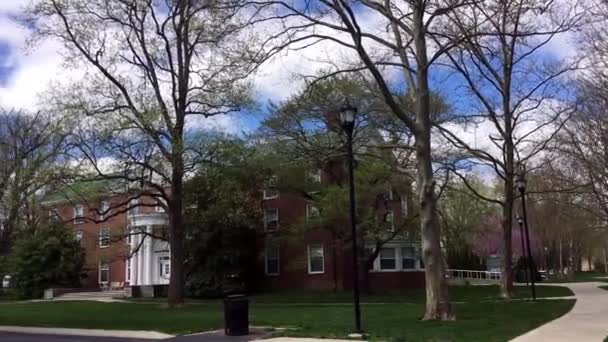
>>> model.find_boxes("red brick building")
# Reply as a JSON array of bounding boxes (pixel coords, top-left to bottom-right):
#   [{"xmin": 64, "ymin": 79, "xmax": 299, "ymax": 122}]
[{"xmin": 42, "ymin": 165, "xmax": 425, "ymax": 292}]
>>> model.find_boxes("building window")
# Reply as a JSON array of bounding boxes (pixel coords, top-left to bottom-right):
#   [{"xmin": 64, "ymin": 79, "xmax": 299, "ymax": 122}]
[
  {"xmin": 307, "ymin": 244, "xmax": 325, "ymax": 274},
  {"xmin": 159, "ymin": 256, "xmax": 171, "ymax": 279},
  {"xmin": 264, "ymin": 208, "xmax": 279, "ymax": 231},
  {"xmin": 75, "ymin": 230, "xmax": 83, "ymax": 243},
  {"xmin": 309, "ymin": 168, "xmax": 322, "ymax": 183},
  {"xmin": 73, "ymin": 205, "xmax": 85, "ymax": 224},
  {"xmin": 265, "ymin": 245, "xmax": 280, "ymax": 275},
  {"xmin": 379, "ymin": 248, "xmax": 397, "ymax": 270},
  {"xmin": 99, "ymin": 227, "xmax": 111, "ymax": 248},
  {"xmin": 99, "ymin": 262, "xmax": 110, "ymax": 284},
  {"xmin": 306, "ymin": 203, "xmax": 320, "ymax": 220},
  {"xmin": 401, "ymin": 246, "xmax": 417, "ymax": 269},
  {"xmin": 99, "ymin": 200, "xmax": 110, "ymax": 221},
  {"xmin": 401, "ymin": 197, "xmax": 407, "ymax": 218},
  {"xmin": 126, "ymin": 261, "xmax": 131, "ymax": 282},
  {"xmin": 155, "ymin": 197, "xmax": 167, "ymax": 212},
  {"xmin": 263, "ymin": 176, "xmax": 279, "ymax": 199},
  {"xmin": 385, "ymin": 211, "xmax": 394, "ymax": 231},
  {"xmin": 128, "ymin": 198, "xmax": 139, "ymax": 215}
]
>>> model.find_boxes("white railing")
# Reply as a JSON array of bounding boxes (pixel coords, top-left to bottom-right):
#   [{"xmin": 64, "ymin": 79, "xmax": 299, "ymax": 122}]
[{"xmin": 446, "ymin": 269, "xmax": 502, "ymax": 281}]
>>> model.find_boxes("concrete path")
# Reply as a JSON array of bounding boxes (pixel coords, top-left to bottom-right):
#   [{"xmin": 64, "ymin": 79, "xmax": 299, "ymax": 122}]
[
  {"xmin": 511, "ymin": 282, "xmax": 608, "ymax": 342},
  {"xmin": 0, "ymin": 327, "xmax": 172, "ymax": 340}
]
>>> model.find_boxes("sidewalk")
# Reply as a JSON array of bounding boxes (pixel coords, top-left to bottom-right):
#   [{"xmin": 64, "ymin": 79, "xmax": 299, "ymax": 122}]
[{"xmin": 510, "ymin": 282, "xmax": 608, "ymax": 342}]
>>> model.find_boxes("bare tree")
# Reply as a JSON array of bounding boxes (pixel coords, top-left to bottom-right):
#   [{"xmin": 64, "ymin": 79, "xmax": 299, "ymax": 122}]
[
  {"xmin": 435, "ymin": 0, "xmax": 582, "ymax": 297},
  {"xmin": 253, "ymin": 0, "xmax": 478, "ymax": 319},
  {"xmin": 27, "ymin": 0, "xmax": 273, "ymax": 306},
  {"xmin": 0, "ymin": 109, "xmax": 67, "ymax": 257}
]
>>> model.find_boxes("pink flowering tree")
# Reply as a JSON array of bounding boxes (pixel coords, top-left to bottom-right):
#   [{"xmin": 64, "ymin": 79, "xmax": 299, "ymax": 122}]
[{"xmin": 470, "ymin": 215, "xmax": 541, "ymax": 260}]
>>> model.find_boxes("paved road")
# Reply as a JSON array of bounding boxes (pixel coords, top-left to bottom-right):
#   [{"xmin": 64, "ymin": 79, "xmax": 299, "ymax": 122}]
[
  {"xmin": 0, "ymin": 331, "xmax": 267, "ymax": 342},
  {"xmin": 511, "ymin": 282, "xmax": 608, "ymax": 342},
  {"xmin": 0, "ymin": 332, "xmax": 155, "ymax": 341}
]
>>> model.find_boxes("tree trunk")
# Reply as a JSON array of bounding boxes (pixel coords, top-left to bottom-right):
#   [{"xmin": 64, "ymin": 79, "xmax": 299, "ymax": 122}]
[
  {"xmin": 500, "ymin": 189, "xmax": 515, "ymax": 298},
  {"xmin": 168, "ymin": 158, "xmax": 185, "ymax": 307},
  {"xmin": 413, "ymin": 2, "xmax": 452, "ymax": 320}
]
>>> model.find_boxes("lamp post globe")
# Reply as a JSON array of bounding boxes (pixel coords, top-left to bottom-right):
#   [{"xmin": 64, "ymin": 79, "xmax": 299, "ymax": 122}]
[{"xmin": 340, "ymin": 100, "xmax": 357, "ymax": 130}]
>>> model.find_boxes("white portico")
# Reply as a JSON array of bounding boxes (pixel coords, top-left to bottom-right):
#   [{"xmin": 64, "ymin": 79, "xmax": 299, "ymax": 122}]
[{"xmin": 127, "ymin": 212, "xmax": 171, "ymax": 286}]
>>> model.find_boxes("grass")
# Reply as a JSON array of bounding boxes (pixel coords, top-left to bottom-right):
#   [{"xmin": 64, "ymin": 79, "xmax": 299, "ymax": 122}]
[
  {"xmin": 128, "ymin": 285, "xmax": 574, "ymax": 305},
  {"xmin": 599, "ymin": 285, "xmax": 608, "ymax": 292},
  {"xmin": 544, "ymin": 271, "xmax": 608, "ymax": 283},
  {"xmin": 0, "ymin": 300, "xmax": 574, "ymax": 341}
]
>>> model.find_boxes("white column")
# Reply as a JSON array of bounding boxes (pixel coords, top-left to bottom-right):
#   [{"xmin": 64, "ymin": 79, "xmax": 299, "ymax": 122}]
[
  {"xmin": 144, "ymin": 225, "xmax": 153, "ymax": 285},
  {"xmin": 138, "ymin": 231, "xmax": 145, "ymax": 285},
  {"xmin": 129, "ymin": 238, "xmax": 137, "ymax": 285}
]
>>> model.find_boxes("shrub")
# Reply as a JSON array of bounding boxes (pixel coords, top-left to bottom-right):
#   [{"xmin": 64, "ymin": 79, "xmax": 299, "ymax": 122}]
[{"xmin": 10, "ymin": 221, "xmax": 84, "ymax": 298}]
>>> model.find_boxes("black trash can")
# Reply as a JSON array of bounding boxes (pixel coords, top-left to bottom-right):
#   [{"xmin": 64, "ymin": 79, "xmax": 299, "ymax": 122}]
[{"xmin": 223, "ymin": 294, "xmax": 249, "ymax": 336}]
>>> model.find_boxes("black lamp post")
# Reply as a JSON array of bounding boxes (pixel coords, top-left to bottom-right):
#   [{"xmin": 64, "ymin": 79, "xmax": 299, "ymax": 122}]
[
  {"xmin": 340, "ymin": 99, "xmax": 362, "ymax": 334},
  {"xmin": 516, "ymin": 168, "xmax": 536, "ymax": 300},
  {"xmin": 516, "ymin": 215, "xmax": 528, "ymax": 286}
]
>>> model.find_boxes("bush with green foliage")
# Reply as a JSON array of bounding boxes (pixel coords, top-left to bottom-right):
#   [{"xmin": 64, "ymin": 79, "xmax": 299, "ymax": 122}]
[
  {"xmin": 184, "ymin": 137, "xmax": 264, "ymax": 297},
  {"xmin": 10, "ymin": 221, "xmax": 84, "ymax": 298}
]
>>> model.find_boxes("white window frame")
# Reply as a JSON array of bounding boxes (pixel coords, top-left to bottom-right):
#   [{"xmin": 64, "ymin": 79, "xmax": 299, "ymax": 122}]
[
  {"xmin": 369, "ymin": 244, "xmax": 420, "ymax": 272},
  {"xmin": 264, "ymin": 245, "xmax": 280, "ymax": 276},
  {"xmin": 99, "ymin": 200, "xmax": 110, "ymax": 221},
  {"xmin": 74, "ymin": 205, "xmax": 85, "ymax": 224},
  {"xmin": 307, "ymin": 244, "xmax": 325, "ymax": 274},
  {"xmin": 126, "ymin": 260, "xmax": 131, "ymax": 282},
  {"xmin": 401, "ymin": 246, "xmax": 417, "ymax": 270},
  {"xmin": 158, "ymin": 256, "xmax": 171, "ymax": 279},
  {"xmin": 264, "ymin": 208, "xmax": 279, "ymax": 231},
  {"xmin": 306, "ymin": 203, "xmax": 320, "ymax": 220},
  {"xmin": 263, "ymin": 189, "xmax": 279, "ymax": 200},
  {"xmin": 99, "ymin": 261, "xmax": 110, "ymax": 285},
  {"xmin": 385, "ymin": 211, "xmax": 395, "ymax": 231},
  {"xmin": 99, "ymin": 227, "xmax": 111, "ymax": 248},
  {"xmin": 379, "ymin": 247, "xmax": 397, "ymax": 271}
]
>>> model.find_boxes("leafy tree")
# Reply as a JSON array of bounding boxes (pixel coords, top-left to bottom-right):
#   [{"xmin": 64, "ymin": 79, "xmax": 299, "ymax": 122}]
[
  {"xmin": 439, "ymin": 177, "xmax": 494, "ymax": 269},
  {"xmin": 184, "ymin": 138, "xmax": 265, "ymax": 297},
  {"xmin": 28, "ymin": 0, "xmax": 272, "ymax": 306},
  {"xmin": 10, "ymin": 220, "xmax": 84, "ymax": 298}
]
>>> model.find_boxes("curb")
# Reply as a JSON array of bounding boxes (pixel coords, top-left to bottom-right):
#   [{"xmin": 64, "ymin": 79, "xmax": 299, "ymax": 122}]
[{"xmin": 0, "ymin": 326, "xmax": 174, "ymax": 339}]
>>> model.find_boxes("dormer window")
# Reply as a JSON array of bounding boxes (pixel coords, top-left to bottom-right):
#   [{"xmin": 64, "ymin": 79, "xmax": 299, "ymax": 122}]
[
  {"xmin": 99, "ymin": 200, "xmax": 110, "ymax": 221},
  {"xmin": 74, "ymin": 205, "xmax": 85, "ymax": 224},
  {"xmin": 385, "ymin": 211, "xmax": 394, "ymax": 231},
  {"xmin": 263, "ymin": 176, "xmax": 279, "ymax": 200},
  {"xmin": 308, "ymin": 168, "xmax": 322, "ymax": 183}
]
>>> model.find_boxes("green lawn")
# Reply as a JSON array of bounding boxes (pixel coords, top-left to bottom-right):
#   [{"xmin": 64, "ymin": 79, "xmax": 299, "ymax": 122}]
[
  {"xmin": 0, "ymin": 299, "xmax": 574, "ymax": 341},
  {"xmin": 128, "ymin": 285, "xmax": 574, "ymax": 305}
]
